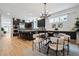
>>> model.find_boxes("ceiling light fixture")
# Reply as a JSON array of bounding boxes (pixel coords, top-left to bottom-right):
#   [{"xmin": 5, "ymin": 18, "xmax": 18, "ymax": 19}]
[
  {"xmin": 40, "ymin": 3, "xmax": 51, "ymax": 19},
  {"xmin": 40, "ymin": 3, "xmax": 52, "ymax": 19},
  {"xmin": 40, "ymin": 3, "xmax": 47, "ymax": 19}
]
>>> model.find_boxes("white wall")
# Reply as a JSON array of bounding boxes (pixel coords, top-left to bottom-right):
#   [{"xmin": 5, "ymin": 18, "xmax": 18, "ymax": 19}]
[
  {"xmin": 45, "ymin": 6, "xmax": 79, "ymax": 31},
  {"xmin": 0, "ymin": 15, "xmax": 1, "ymax": 39}
]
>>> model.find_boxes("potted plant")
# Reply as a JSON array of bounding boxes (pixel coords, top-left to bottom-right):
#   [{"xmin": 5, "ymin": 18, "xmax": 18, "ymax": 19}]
[
  {"xmin": 1, "ymin": 27, "xmax": 6, "ymax": 36},
  {"xmin": 74, "ymin": 17, "xmax": 79, "ymax": 44},
  {"xmin": 1, "ymin": 27, "xmax": 4, "ymax": 31},
  {"xmin": 75, "ymin": 17, "xmax": 79, "ymax": 31}
]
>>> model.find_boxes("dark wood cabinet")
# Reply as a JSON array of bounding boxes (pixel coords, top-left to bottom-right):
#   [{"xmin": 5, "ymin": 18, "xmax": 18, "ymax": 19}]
[
  {"xmin": 13, "ymin": 18, "xmax": 20, "ymax": 36},
  {"xmin": 38, "ymin": 19, "xmax": 45, "ymax": 27}
]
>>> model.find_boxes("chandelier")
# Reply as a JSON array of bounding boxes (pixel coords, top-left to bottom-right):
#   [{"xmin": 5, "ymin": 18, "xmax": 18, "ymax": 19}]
[{"xmin": 40, "ymin": 3, "xmax": 51, "ymax": 19}]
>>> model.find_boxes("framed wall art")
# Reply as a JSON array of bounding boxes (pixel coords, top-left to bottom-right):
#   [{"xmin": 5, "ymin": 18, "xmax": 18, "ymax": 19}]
[
  {"xmin": 58, "ymin": 23, "xmax": 63, "ymax": 28},
  {"xmin": 52, "ymin": 24, "xmax": 56, "ymax": 28}
]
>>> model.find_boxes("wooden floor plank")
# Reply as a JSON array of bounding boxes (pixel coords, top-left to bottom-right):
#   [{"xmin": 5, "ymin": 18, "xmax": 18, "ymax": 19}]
[{"xmin": 0, "ymin": 35, "xmax": 32, "ymax": 56}]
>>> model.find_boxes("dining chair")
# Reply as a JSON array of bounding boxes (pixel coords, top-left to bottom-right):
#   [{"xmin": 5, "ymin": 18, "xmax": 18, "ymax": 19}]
[
  {"xmin": 32, "ymin": 33, "xmax": 45, "ymax": 51},
  {"xmin": 57, "ymin": 33, "xmax": 70, "ymax": 55},
  {"xmin": 47, "ymin": 36, "xmax": 65, "ymax": 56},
  {"xmin": 63, "ymin": 35, "xmax": 70, "ymax": 55}
]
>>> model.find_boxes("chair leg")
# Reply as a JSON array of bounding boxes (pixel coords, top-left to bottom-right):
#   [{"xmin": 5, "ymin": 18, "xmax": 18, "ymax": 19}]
[
  {"xmin": 56, "ymin": 39, "xmax": 58, "ymax": 56},
  {"xmin": 41, "ymin": 41, "xmax": 42, "ymax": 47},
  {"xmin": 67, "ymin": 45, "xmax": 69, "ymax": 56},
  {"xmin": 63, "ymin": 44, "xmax": 65, "ymax": 56},
  {"xmin": 47, "ymin": 46, "xmax": 50, "ymax": 55},
  {"xmin": 32, "ymin": 41, "xmax": 34, "ymax": 51},
  {"xmin": 34, "ymin": 43, "xmax": 36, "ymax": 51},
  {"xmin": 56, "ymin": 50, "xmax": 58, "ymax": 56},
  {"xmin": 63, "ymin": 48, "xmax": 64, "ymax": 56},
  {"xmin": 40, "ymin": 42, "xmax": 43, "ymax": 51},
  {"xmin": 42, "ymin": 41, "xmax": 44, "ymax": 46},
  {"xmin": 39, "ymin": 42, "xmax": 40, "ymax": 52}
]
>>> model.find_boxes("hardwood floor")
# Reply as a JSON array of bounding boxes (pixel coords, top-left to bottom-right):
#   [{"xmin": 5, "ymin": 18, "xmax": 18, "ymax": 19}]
[
  {"xmin": 0, "ymin": 34, "xmax": 79, "ymax": 56},
  {"xmin": 0, "ymin": 34, "xmax": 32, "ymax": 56}
]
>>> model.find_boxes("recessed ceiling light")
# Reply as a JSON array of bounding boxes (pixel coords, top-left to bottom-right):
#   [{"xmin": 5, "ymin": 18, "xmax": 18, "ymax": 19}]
[
  {"xmin": 7, "ymin": 12, "xmax": 10, "ymax": 15},
  {"xmin": 29, "ymin": 13, "xmax": 32, "ymax": 15}
]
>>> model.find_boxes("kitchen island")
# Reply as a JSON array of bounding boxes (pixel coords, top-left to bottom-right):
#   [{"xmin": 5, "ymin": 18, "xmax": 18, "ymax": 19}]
[{"xmin": 18, "ymin": 29, "xmax": 76, "ymax": 40}]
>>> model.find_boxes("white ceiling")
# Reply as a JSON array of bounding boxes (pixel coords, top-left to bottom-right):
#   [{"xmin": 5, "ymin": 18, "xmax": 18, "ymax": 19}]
[{"xmin": 0, "ymin": 3, "xmax": 79, "ymax": 19}]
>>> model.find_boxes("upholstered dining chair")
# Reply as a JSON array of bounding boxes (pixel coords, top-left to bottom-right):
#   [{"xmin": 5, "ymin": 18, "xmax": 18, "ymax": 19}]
[
  {"xmin": 57, "ymin": 33, "xmax": 70, "ymax": 55},
  {"xmin": 32, "ymin": 33, "xmax": 45, "ymax": 51},
  {"xmin": 47, "ymin": 36, "xmax": 65, "ymax": 56},
  {"xmin": 63, "ymin": 35, "xmax": 70, "ymax": 55}
]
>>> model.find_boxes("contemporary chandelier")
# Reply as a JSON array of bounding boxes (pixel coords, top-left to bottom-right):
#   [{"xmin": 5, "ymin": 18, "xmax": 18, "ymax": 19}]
[{"xmin": 40, "ymin": 3, "xmax": 51, "ymax": 19}]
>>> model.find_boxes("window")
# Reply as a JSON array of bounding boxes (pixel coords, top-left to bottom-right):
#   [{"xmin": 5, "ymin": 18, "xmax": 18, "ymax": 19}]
[
  {"xmin": 49, "ymin": 15, "xmax": 68, "ymax": 23},
  {"xmin": 54, "ymin": 17, "xmax": 60, "ymax": 23},
  {"xmin": 60, "ymin": 15, "xmax": 67, "ymax": 22},
  {"xmin": 49, "ymin": 18, "xmax": 54, "ymax": 23}
]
